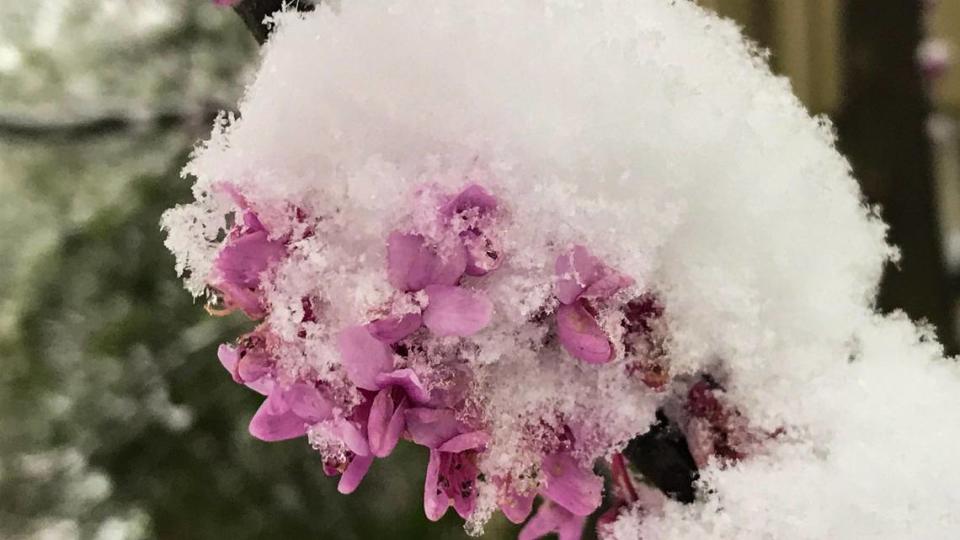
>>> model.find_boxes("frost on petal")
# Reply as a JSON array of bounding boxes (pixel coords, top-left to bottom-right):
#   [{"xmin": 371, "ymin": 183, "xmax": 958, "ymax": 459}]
[
  {"xmin": 556, "ymin": 302, "xmax": 613, "ymax": 364},
  {"xmin": 215, "ymin": 230, "xmax": 286, "ymax": 288},
  {"xmin": 422, "ymin": 285, "xmax": 493, "ymax": 337},
  {"xmin": 338, "ymin": 325, "xmax": 394, "ymax": 390},
  {"xmin": 405, "ymin": 407, "xmax": 463, "ymax": 448},
  {"xmin": 554, "ymin": 245, "xmax": 601, "ymax": 304},
  {"xmin": 541, "ymin": 453, "xmax": 603, "ymax": 516},
  {"xmin": 375, "ymin": 368, "xmax": 431, "ymax": 404},
  {"xmin": 519, "ymin": 500, "xmax": 586, "ymax": 540},
  {"xmin": 367, "ymin": 312, "xmax": 423, "ymax": 343},
  {"xmin": 424, "ymin": 449, "xmax": 450, "ymax": 521},
  {"xmin": 338, "ymin": 454, "xmax": 375, "ymax": 495},
  {"xmin": 442, "ymin": 184, "xmax": 498, "ymax": 218},
  {"xmin": 386, "ymin": 231, "xmax": 466, "ymax": 292},
  {"xmin": 249, "ymin": 392, "xmax": 307, "ymax": 442},
  {"xmin": 367, "ymin": 389, "xmax": 408, "ymax": 458}
]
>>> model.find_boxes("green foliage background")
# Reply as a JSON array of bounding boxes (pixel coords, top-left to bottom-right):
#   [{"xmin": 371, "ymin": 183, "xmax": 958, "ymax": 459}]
[{"xmin": 0, "ymin": 2, "xmax": 515, "ymax": 538}]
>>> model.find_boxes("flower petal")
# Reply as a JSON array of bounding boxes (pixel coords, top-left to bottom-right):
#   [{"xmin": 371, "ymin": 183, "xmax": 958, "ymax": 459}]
[
  {"xmin": 338, "ymin": 325, "xmax": 394, "ymax": 390},
  {"xmin": 338, "ymin": 454, "xmax": 375, "ymax": 494},
  {"xmin": 519, "ymin": 500, "xmax": 585, "ymax": 540},
  {"xmin": 367, "ymin": 389, "xmax": 407, "ymax": 458},
  {"xmin": 541, "ymin": 453, "xmax": 603, "ymax": 516},
  {"xmin": 248, "ymin": 392, "xmax": 307, "ymax": 441},
  {"xmin": 554, "ymin": 245, "xmax": 599, "ymax": 304},
  {"xmin": 366, "ymin": 312, "xmax": 423, "ymax": 343},
  {"xmin": 499, "ymin": 487, "xmax": 535, "ymax": 524},
  {"xmin": 405, "ymin": 407, "xmax": 463, "ymax": 448},
  {"xmin": 437, "ymin": 430, "xmax": 490, "ymax": 453},
  {"xmin": 424, "ymin": 449, "xmax": 450, "ymax": 521},
  {"xmin": 217, "ymin": 344, "xmax": 241, "ymax": 382},
  {"xmin": 387, "ymin": 231, "xmax": 466, "ymax": 292},
  {"xmin": 215, "ymin": 229, "xmax": 286, "ymax": 288},
  {"xmin": 442, "ymin": 184, "xmax": 498, "ymax": 218},
  {"xmin": 375, "ymin": 368, "xmax": 431, "ymax": 404},
  {"xmin": 556, "ymin": 302, "xmax": 613, "ymax": 364},
  {"xmin": 283, "ymin": 382, "xmax": 334, "ymax": 424},
  {"xmin": 422, "ymin": 285, "xmax": 493, "ymax": 337}
]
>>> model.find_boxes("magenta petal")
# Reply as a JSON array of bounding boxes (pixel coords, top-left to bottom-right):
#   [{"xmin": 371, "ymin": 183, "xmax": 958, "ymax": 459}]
[
  {"xmin": 338, "ymin": 325, "xmax": 394, "ymax": 390},
  {"xmin": 249, "ymin": 392, "xmax": 307, "ymax": 441},
  {"xmin": 216, "ymin": 280, "xmax": 265, "ymax": 318},
  {"xmin": 367, "ymin": 389, "xmax": 406, "ymax": 458},
  {"xmin": 283, "ymin": 383, "xmax": 333, "ymax": 424},
  {"xmin": 338, "ymin": 454, "xmax": 375, "ymax": 494},
  {"xmin": 519, "ymin": 501, "xmax": 585, "ymax": 540},
  {"xmin": 215, "ymin": 230, "xmax": 285, "ymax": 288},
  {"xmin": 500, "ymin": 488, "xmax": 535, "ymax": 524},
  {"xmin": 405, "ymin": 408, "xmax": 463, "ymax": 448},
  {"xmin": 375, "ymin": 369, "xmax": 431, "ymax": 404},
  {"xmin": 366, "ymin": 313, "xmax": 423, "ymax": 343},
  {"xmin": 556, "ymin": 302, "xmax": 613, "ymax": 364},
  {"xmin": 437, "ymin": 431, "xmax": 489, "ymax": 453},
  {"xmin": 387, "ymin": 232, "xmax": 466, "ymax": 292},
  {"xmin": 422, "ymin": 285, "xmax": 493, "ymax": 337},
  {"xmin": 554, "ymin": 245, "xmax": 599, "ymax": 304},
  {"xmin": 541, "ymin": 453, "xmax": 603, "ymax": 516},
  {"xmin": 330, "ymin": 417, "xmax": 371, "ymax": 456},
  {"xmin": 236, "ymin": 349, "xmax": 272, "ymax": 384},
  {"xmin": 442, "ymin": 184, "xmax": 498, "ymax": 218},
  {"xmin": 582, "ymin": 271, "xmax": 634, "ymax": 300},
  {"xmin": 424, "ymin": 449, "xmax": 450, "ymax": 521},
  {"xmin": 217, "ymin": 344, "xmax": 241, "ymax": 382}
]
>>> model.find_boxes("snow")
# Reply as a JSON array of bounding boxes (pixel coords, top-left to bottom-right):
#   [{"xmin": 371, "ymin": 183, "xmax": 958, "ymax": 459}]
[{"xmin": 163, "ymin": 0, "xmax": 960, "ymax": 538}]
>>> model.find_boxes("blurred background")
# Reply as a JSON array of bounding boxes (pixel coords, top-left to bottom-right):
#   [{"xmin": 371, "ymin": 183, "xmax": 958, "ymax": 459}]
[{"xmin": 0, "ymin": 1, "xmax": 957, "ymax": 539}]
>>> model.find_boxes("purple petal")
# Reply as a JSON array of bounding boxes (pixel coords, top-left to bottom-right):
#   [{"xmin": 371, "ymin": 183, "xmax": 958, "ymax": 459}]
[
  {"xmin": 405, "ymin": 408, "xmax": 463, "ymax": 448},
  {"xmin": 422, "ymin": 285, "xmax": 494, "ymax": 337},
  {"xmin": 437, "ymin": 431, "xmax": 489, "ymax": 453},
  {"xmin": 375, "ymin": 369, "xmax": 431, "ymax": 404},
  {"xmin": 338, "ymin": 325, "xmax": 394, "ymax": 390},
  {"xmin": 424, "ymin": 449, "xmax": 450, "ymax": 521},
  {"xmin": 328, "ymin": 417, "xmax": 371, "ymax": 456},
  {"xmin": 236, "ymin": 349, "xmax": 272, "ymax": 385},
  {"xmin": 556, "ymin": 302, "xmax": 613, "ymax": 364},
  {"xmin": 249, "ymin": 392, "xmax": 307, "ymax": 441},
  {"xmin": 367, "ymin": 390, "xmax": 407, "ymax": 458},
  {"xmin": 283, "ymin": 383, "xmax": 333, "ymax": 424},
  {"xmin": 215, "ymin": 280, "xmax": 265, "ymax": 318},
  {"xmin": 217, "ymin": 344, "xmax": 241, "ymax": 382},
  {"xmin": 554, "ymin": 245, "xmax": 599, "ymax": 304},
  {"xmin": 386, "ymin": 231, "xmax": 466, "ymax": 292},
  {"xmin": 541, "ymin": 453, "xmax": 603, "ymax": 516},
  {"xmin": 338, "ymin": 454, "xmax": 374, "ymax": 494},
  {"xmin": 462, "ymin": 231, "xmax": 501, "ymax": 277},
  {"xmin": 366, "ymin": 312, "xmax": 423, "ymax": 343},
  {"xmin": 215, "ymin": 230, "xmax": 285, "ymax": 288},
  {"xmin": 582, "ymin": 271, "xmax": 634, "ymax": 300},
  {"xmin": 519, "ymin": 501, "xmax": 585, "ymax": 540},
  {"xmin": 499, "ymin": 487, "xmax": 535, "ymax": 524},
  {"xmin": 442, "ymin": 184, "xmax": 498, "ymax": 218}
]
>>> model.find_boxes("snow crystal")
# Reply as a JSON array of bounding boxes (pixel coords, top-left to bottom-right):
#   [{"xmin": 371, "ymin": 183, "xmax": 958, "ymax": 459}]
[{"xmin": 163, "ymin": 0, "xmax": 960, "ymax": 538}]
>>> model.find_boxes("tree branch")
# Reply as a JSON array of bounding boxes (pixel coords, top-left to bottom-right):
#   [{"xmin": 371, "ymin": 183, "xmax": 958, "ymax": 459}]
[{"xmin": 231, "ymin": 0, "xmax": 315, "ymax": 45}]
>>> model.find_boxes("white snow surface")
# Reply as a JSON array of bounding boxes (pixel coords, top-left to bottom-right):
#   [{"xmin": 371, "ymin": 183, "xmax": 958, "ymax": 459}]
[{"xmin": 164, "ymin": 1, "xmax": 960, "ymax": 538}]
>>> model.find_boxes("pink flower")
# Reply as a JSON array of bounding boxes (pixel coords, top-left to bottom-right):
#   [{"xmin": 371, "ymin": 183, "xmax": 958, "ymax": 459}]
[
  {"xmin": 421, "ymin": 427, "xmax": 491, "ymax": 520},
  {"xmin": 440, "ymin": 184, "xmax": 502, "ymax": 276},
  {"xmin": 554, "ymin": 245, "xmax": 633, "ymax": 364},
  {"xmin": 212, "ymin": 210, "xmax": 286, "ymax": 318},
  {"xmin": 519, "ymin": 500, "xmax": 586, "ymax": 540},
  {"xmin": 338, "ymin": 326, "xmax": 432, "ymax": 457},
  {"xmin": 540, "ymin": 452, "xmax": 603, "ymax": 516},
  {"xmin": 248, "ymin": 382, "xmax": 334, "ymax": 442}
]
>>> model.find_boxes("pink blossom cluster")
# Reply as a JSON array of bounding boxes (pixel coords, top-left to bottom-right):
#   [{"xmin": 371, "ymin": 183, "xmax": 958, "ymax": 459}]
[{"xmin": 197, "ymin": 181, "xmax": 762, "ymax": 538}]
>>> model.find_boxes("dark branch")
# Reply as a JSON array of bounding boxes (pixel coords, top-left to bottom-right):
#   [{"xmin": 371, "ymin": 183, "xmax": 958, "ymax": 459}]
[
  {"xmin": 232, "ymin": 0, "xmax": 315, "ymax": 45},
  {"xmin": 0, "ymin": 105, "xmax": 228, "ymax": 140}
]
